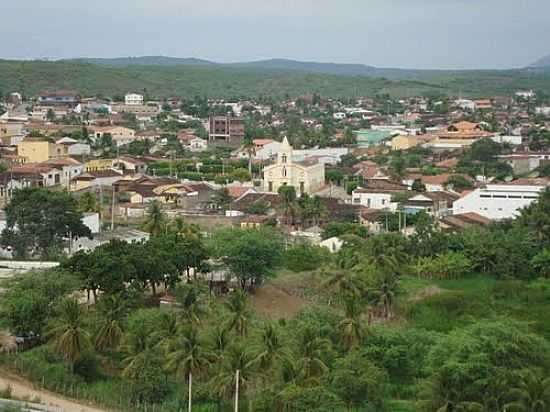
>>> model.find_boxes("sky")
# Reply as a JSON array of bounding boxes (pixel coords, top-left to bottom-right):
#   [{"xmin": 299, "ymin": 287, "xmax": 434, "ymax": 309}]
[{"xmin": 1, "ymin": 0, "xmax": 550, "ymax": 69}]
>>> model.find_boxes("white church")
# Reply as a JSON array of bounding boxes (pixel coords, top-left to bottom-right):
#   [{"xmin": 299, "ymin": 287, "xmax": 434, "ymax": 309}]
[{"xmin": 262, "ymin": 137, "xmax": 325, "ymax": 195}]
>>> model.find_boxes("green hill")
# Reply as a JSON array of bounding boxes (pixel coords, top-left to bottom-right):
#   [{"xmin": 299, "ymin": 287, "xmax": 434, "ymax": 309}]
[{"xmin": 1, "ymin": 59, "xmax": 550, "ymax": 99}]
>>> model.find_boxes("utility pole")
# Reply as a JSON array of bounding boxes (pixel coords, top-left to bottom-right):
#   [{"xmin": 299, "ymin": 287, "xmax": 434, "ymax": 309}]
[
  {"xmin": 234, "ymin": 369, "xmax": 240, "ymax": 412},
  {"xmin": 188, "ymin": 372, "xmax": 192, "ymax": 412},
  {"xmin": 110, "ymin": 185, "xmax": 116, "ymax": 231}
]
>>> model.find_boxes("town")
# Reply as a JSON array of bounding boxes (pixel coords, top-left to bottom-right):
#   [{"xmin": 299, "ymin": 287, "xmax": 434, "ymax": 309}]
[
  {"xmin": 1, "ymin": 83, "xmax": 550, "ymax": 412},
  {"xmin": 0, "ymin": 88, "xmax": 548, "ymax": 244}
]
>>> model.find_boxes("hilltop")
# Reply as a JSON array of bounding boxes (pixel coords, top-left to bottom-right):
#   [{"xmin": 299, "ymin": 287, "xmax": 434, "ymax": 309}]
[
  {"xmin": 2, "ymin": 59, "xmax": 550, "ymax": 99},
  {"xmin": 529, "ymin": 53, "xmax": 550, "ymax": 69}
]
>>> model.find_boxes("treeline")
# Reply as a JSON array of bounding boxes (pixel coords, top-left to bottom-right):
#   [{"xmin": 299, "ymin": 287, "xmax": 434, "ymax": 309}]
[{"xmin": 0, "ymin": 191, "xmax": 549, "ymax": 411}]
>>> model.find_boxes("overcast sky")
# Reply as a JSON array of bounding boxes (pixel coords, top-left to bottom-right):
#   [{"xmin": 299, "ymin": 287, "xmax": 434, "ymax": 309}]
[{"xmin": 1, "ymin": 0, "xmax": 549, "ymax": 69}]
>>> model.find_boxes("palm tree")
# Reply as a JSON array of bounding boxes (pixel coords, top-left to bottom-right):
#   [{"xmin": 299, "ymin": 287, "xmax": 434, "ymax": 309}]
[
  {"xmin": 253, "ymin": 323, "xmax": 286, "ymax": 371},
  {"xmin": 170, "ymin": 216, "xmax": 200, "ymax": 240},
  {"xmin": 143, "ymin": 200, "xmax": 166, "ymax": 236},
  {"xmin": 209, "ymin": 344, "xmax": 256, "ymax": 404},
  {"xmin": 175, "ymin": 284, "xmax": 207, "ymax": 325},
  {"xmin": 209, "ymin": 325, "xmax": 229, "ymax": 365},
  {"xmin": 47, "ymin": 299, "xmax": 90, "ymax": 372},
  {"xmin": 338, "ymin": 294, "xmax": 365, "ymax": 350},
  {"xmin": 296, "ymin": 326, "xmax": 330, "ymax": 383},
  {"xmin": 321, "ymin": 267, "xmax": 367, "ymax": 298},
  {"xmin": 278, "ymin": 185, "xmax": 297, "ymax": 225},
  {"xmin": 242, "ymin": 137, "xmax": 256, "ymax": 176},
  {"xmin": 78, "ymin": 191, "xmax": 99, "ymax": 214},
  {"xmin": 225, "ymin": 290, "xmax": 251, "ymax": 337},
  {"xmin": 504, "ymin": 369, "xmax": 550, "ymax": 412},
  {"xmin": 165, "ymin": 327, "xmax": 212, "ymax": 412},
  {"xmin": 94, "ymin": 294, "xmax": 126, "ymax": 352},
  {"xmin": 372, "ymin": 271, "xmax": 399, "ymax": 319}
]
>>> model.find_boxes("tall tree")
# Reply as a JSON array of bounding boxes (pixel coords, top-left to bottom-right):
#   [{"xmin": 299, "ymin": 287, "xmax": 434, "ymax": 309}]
[
  {"xmin": 165, "ymin": 327, "xmax": 211, "ymax": 412},
  {"xmin": 47, "ymin": 299, "xmax": 90, "ymax": 372},
  {"xmin": 225, "ymin": 290, "xmax": 251, "ymax": 337},
  {"xmin": 143, "ymin": 200, "xmax": 166, "ymax": 236},
  {"xmin": 1, "ymin": 188, "xmax": 91, "ymax": 258},
  {"xmin": 94, "ymin": 293, "xmax": 127, "ymax": 353}
]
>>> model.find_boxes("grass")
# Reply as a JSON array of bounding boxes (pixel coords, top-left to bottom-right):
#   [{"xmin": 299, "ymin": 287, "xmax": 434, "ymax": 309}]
[{"xmin": 400, "ymin": 275, "xmax": 550, "ymax": 337}]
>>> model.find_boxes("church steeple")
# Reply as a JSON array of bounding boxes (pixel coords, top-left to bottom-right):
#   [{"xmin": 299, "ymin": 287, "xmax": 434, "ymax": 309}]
[{"xmin": 278, "ymin": 136, "xmax": 293, "ymax": 165}]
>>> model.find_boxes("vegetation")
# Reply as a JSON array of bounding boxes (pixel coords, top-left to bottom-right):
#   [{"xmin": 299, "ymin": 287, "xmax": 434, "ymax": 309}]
[
  {"xmin": 3, "ymin": 60, "xmax": 550, "ymax": 99},
  {"xmin": 1, "ymin": 191, "xmax": 550, "ymax": 411},
  {"xmin": 0, "ymin": 188, "xmax": 91, "ymax": 259}
]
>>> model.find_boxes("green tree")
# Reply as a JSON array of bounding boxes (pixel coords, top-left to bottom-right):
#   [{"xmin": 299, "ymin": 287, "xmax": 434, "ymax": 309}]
[
  {"xmin": 1, "ymin": 188, "xmax": 91, "ymax": 259},
  {"xmin": 425, "ymin": 320, "xmax": 550, "ymax": 411},
  {"xmin": 47, "ymin": 299, "xmax": 90, "ymax": 373},
  {"xmin": 338, "ymin": 294, "xmax": 366, "ymax": 350},
  {"xmin": 295, "ymin": 326, "xmax": 331, "ymax": 383},
  {"xmin": 0, "ymin": 269, "xmax": 79, "ymax": 335},
  {"xmin": 94, "ymin": 293, "xmax": 127, "ymax": 352},
  {"xmin": 209, "ymin": 344, "xmax": 257, "ymax": 403},
  {"xmin": 225, "ymin": 290, "xmax": 251, "ymax": 337},
  {"xmin": 165, "ymin": 327, "xmax": 212, "ymax": 412},
  {"xmin": 78, "ymin": 191, "xmax": 99, "ymax": 213},
  {"xmin": 210, "ymin": 227, "xmax": 283, "ymax": 290},
  {"xmin": 505, "ymin": 369, "xmax": 550, "ymax": 412},
  {"xmin": 517, "ymin": 189, "xmax": 550, "ymax": 246},
  {"xmin": 330, "ymin": 351, "xmax": 388, "ymax": 408},
  {"xmin": 531, "ymin": 249, "xmax": 550, "ymax": 278},
  {"xmin": 278, "ymin": 185, "xmax": 297, "ymax": 224},
  {"xmin": 143, "ymin": 200, "xmax": 166, "ymax": 236}
]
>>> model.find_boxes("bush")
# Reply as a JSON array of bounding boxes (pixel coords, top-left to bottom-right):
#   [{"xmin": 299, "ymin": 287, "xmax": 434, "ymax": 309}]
[
  {"xmin": 283, "ymin": 244, "xmax": 329, "ymax": 272},
  {"xmin": 330, "ymin": 351, "xmax": 389, "ymax": 409},
  {"xmin": 412, "ymin": 252, "xmax": 472, "ymax": 280}
]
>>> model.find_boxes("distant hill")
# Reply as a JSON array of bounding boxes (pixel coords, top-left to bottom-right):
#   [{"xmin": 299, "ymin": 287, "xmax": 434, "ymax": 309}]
[
  {"xmin": 2, "ymin": 59, "xmax": 550, "ymax": 99},
  {"xmin": 68, "ymin": 56, "xmax": 216, "ymax": 67},
  {"xmin": 529, "ymin": 54, "xmax": 550, "ymax": 69},
  {"xmin": 66, "ymin": 56, "xmax": 450, "ymax": 79}
]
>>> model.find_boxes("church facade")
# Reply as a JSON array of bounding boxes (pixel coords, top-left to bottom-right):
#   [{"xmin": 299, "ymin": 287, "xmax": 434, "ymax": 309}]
[{"xmin": 262, "ymin": 137, "xmax": 325, "ymax": 195}]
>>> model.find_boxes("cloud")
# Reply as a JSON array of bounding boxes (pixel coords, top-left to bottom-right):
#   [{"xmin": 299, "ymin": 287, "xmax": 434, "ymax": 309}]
[{"xmin": 1, "ymin": 0, "xmax": 549, "ymax": 68}]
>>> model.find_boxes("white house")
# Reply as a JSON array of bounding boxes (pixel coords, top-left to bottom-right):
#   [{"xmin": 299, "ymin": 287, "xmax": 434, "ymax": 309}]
[
  {"xmin": 491, "ymin": 135, "xmax": 522, "ymax": 146},
  {"xmin": 186, "ymin": 138, "xmax": 208, "ymax": 153},
  {"xmin": 70, "ymin": 227, "xmax": 150, "ymax": 254},
  {"xmin": 125, "ymin": 93, "xmax": 144, "ymax": 106},
  {"xmin": 455, "ymin": 99, "xmax": 476, "ymax": 111},
  {"xmin": 319, "ymin": 236, "xmax": 344, "ymax": 253},
  {"xmin": 535, "ymin": 107, "xmax": 550, "ymax": 116},
  {"xmin": 453, "ymin": 181, "xmax": 548, "ymax": 220},
  {"xmin": 41, "ymin": 157, "xmax": 85, "ymax": 186},
  {"xmin": 56, "ymin": 137, "xmax": 92, "ymax": 156},
  {"xmin": 352, "ymin": 188, "xmax": 398, "ymax": 211},
  {"xmin": 333, "ymin": 112, "xmax": 346, "ymax": 120}
]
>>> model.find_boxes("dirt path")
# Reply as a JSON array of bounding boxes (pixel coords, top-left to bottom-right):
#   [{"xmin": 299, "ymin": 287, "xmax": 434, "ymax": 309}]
[
  {"xmin": 0, "ymin": 369, "xmax": 107, "ymax": 412},
  {"xmin": 251, "ymin": 283, "xmax": 308, "ymax": 319}
]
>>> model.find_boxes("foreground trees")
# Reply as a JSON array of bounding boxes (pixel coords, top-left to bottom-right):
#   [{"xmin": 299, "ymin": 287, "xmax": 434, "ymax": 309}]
[{"xmin": 1, "ymin": 188, "xmax": 91, "ymax": 259}]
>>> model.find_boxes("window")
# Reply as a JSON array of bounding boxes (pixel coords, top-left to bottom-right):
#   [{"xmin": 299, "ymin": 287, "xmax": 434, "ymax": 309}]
[
  {"xmin": 282, "ymin": 167, "xmax": 287, "ymax": 177},
  {"xmin": 282, "ymin": 154, "xmax": 287, "ymax": 163},
  {"xmin": 480, "ymin": 194, "xmax": 492, "ymax": 198},
  {"xmin": 268, "ymin": 182, "xmax": 273, "ymax": 192},
  {"xmin": 300, "ymin": 181, "xmax": 305, "ymax": 194}
]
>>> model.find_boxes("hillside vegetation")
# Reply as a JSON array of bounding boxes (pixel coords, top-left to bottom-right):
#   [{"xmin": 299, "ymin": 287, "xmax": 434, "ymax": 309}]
[{"xmin": 2, "ymin": 59, "xmax": 550, "ymax": 99}]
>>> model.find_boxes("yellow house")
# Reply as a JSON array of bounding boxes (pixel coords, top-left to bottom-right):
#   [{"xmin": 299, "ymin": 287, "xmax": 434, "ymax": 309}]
[
  {"xmin": 85, "ymin": 158, "xmax": 115, "ymax": 172},
  {"xmin": 391, "ymin": 134, "xmax": 437, "ymax": 151},
  {"xmin": 17, "ymin": 138, "xmax": 68, "ymax": 163}
]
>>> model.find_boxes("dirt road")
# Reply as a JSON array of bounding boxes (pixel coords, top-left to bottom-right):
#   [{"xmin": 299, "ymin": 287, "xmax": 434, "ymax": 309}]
[{"xmin": 0, "ymin": 370, "xmax": 107, "ymax": 412}]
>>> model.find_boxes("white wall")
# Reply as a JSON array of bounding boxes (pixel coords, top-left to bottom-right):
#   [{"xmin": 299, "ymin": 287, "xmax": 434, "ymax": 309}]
[
  {"xmin": 352, "ymin": 191, "xmax": 397, "ymax": 210},
  {"xmin": 453, "ymin": 184, "xmax": 545, "ymax": 220}
]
